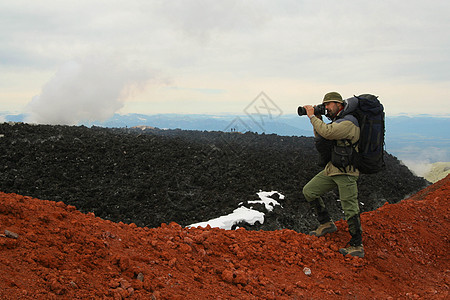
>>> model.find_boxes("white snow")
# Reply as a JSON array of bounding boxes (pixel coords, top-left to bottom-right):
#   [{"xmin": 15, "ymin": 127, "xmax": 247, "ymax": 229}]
[
  {"xmin": 248, "ymin": 191, "xmax": 284, "ymax": 212},
  {"xmin": 188, "ymin": 206, "xmax": 265, "ymax": 230},
  {"xmin": 188, "ymin": 190, "xmax": 284, "ymax": 230}
]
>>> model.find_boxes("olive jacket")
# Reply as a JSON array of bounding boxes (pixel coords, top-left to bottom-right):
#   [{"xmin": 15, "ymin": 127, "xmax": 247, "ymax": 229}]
[{"xmin": 309, "ymin": 113, "xmax": 360, "ymax": 177}]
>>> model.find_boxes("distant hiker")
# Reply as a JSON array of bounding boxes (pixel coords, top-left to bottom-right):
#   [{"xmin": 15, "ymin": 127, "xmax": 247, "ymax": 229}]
[{"xmin": 302, "ymin": 92, "xmax": 364, "ymax": 258}]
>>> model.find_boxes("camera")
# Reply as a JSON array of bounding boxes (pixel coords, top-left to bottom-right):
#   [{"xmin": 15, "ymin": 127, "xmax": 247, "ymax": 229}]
[{"xmin": 297, "ymin": 104, "xmax": 326, "ymax": 116}]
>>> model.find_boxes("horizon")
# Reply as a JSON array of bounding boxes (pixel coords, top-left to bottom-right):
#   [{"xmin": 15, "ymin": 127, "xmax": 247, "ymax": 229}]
[{"xmin": 2, "ymin": 111, "xmax": 450, "ymax": 119}]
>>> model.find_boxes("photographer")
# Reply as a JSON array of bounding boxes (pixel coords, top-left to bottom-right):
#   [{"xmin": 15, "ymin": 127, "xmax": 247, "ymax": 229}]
[{"xmin": 301, "ymin": 92, "xmax": 364, "ymax": 258}]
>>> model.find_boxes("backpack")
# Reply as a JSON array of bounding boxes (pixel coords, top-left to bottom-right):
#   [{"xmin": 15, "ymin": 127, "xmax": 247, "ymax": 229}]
[{"xmin": 344, "ymin": 94, "xmax": 386, "ymax": 174}]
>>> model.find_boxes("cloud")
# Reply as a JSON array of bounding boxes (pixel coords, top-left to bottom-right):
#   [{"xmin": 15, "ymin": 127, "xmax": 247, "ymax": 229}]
[
  {"xmin": 398, "ymin": 144, "xmax": 449, "ymax": 177},
  {"xmin": 25, "ymin": 55, "xmax": 154, "ymax": 125},
  {"xmin": 155, "ymin": 0, "xmax": 269, "ymax": 43},
  {"xmin": 401, "ymin": 160, "xmax": 433, "ymax": 177},
  {"xmin": 1, "ymin": 1, "xmax": 450, "ymax": 116}
]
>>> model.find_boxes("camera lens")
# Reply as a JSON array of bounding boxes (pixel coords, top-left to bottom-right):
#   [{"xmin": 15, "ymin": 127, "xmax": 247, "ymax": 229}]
[{"xmin": 298, "ymin": 106, "xmax": 307, "ymax": 116}]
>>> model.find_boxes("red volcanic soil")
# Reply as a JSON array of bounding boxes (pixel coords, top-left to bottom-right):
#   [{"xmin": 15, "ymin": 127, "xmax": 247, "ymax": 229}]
[{"xmin": 1, "ymin": 176, "xmax": 449, "ymax": 299}]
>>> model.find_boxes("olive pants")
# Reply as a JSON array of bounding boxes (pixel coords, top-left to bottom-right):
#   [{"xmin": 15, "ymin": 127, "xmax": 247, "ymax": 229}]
[{"xmin": 303, "ymin": 170, "xmax": 359, "ymax": 220}]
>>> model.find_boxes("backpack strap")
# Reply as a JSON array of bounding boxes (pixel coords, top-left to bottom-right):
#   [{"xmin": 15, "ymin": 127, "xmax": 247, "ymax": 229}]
[{"xmin": 332, "ymin": 139, "xmax": 358, "ymax": 173}]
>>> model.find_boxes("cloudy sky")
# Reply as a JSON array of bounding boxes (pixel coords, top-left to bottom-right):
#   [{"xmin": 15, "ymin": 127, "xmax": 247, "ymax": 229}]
[{"xmin": 1, "ymin": 0, "xmax": 449, "ymax": 123}]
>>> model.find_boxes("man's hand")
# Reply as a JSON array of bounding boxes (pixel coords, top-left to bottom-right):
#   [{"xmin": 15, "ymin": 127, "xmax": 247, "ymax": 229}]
[{"xmin": 303, "ymin": 105, "xmax": 315, "ymax": 118}]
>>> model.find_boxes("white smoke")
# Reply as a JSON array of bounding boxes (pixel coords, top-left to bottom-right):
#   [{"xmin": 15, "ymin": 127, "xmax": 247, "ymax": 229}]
[
  {"xmin": 401, "ymin": 160, "xmax": 433, "ymax": 177},
  {"xmin": 26, "ymin": 55, "xmax": 152, "ymax": 125}
]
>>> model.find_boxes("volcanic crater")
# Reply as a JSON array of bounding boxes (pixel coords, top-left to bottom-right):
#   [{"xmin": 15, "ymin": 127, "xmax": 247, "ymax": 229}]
[{"xmin": 1, "ymin": 122, "xmax": 448, "ymax": 299}]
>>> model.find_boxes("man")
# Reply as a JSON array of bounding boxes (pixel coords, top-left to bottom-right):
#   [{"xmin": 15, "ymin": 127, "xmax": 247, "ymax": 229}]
[{"xmin": 302, "ymin": 92, "xmax": 364, "ymax": 258}]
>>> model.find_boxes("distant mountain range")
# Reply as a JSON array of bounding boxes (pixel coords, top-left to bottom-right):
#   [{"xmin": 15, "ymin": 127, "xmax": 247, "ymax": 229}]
[{"xmin": 2, "ymin": 112, "xmax": 449, "ymax": 164}]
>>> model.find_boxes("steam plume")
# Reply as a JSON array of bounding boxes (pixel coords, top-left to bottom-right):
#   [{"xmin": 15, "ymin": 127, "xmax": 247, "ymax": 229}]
[{"xmin": 26, "ymin": 56, "xmax": 151, "ymax": 125}]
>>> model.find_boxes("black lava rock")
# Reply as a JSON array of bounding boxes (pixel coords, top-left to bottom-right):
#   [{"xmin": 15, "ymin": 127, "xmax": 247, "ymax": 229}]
[{"xmin": 0, "ymin": 123, "xmax": 428, "ymax": 233}]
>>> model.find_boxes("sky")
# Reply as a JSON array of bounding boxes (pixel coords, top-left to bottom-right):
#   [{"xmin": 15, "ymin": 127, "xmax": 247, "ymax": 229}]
[{"xmin": 1, "ymin": 0, "xmax": 450, "ymax": 124}]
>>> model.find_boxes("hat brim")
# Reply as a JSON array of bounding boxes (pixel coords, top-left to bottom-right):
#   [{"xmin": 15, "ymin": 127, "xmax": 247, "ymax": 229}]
[{"xmin": 322, "ymin": 99, "xmax": 344, "ymax": 104}]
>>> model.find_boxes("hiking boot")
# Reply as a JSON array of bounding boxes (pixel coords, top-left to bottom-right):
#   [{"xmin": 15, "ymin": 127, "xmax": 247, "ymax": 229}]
[
  {"xmin": 309, "ymin": 221, "xmax": 337, "ymax": 237},
  {"xmin": 347, "ymin": 214, "xmax": 363, "ymax": 246},
  {"xmin": 339, "ymin": 245, "xmax": 365, "ymax": 258}
]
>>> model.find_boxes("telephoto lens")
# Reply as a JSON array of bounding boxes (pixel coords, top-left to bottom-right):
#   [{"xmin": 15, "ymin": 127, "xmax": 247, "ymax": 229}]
[
  {"xmin": 297, "ymin": 104, "xmax": 326, "ymax": 116},
  {"xmin": 297, "ymin": 106, "xmax": 307, "ymax": 116}
]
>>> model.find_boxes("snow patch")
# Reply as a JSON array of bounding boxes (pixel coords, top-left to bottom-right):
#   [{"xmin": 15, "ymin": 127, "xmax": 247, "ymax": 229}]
[
  {"xmin": 188, "ymin": 207, "xmax": 264, "ymax": 230},
  {"xmin": 248, "ymin": 191, "xmax": 284, "ymax": 212},
  {"xmin": 188, "ymin": 190, "xmax": 284, "ymax": 230}
]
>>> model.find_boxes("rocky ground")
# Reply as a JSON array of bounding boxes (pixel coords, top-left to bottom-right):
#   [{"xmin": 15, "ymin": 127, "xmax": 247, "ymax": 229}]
[
  {"xmin": 0, "ymin": 123, "xmax": 428, "ymax": 234},
  {"xmin": 0, "ymin": 175, "xmax": 448, "ymax": 299},
  {"xmin": 0, "ymin": 122, "xmax": 448, "ymax": 299}
]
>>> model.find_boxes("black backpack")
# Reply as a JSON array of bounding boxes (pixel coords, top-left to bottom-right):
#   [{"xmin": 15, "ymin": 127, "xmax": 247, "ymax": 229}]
[{"xmin": 346, "ymin": 94, "xmax": 386, "ymax": 174}]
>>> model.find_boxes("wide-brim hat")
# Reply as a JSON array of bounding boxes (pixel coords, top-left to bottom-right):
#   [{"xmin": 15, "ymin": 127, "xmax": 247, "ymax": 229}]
[{"xmin": 322, "ymin": 92, "xmax": 344, "ymax": 104}]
